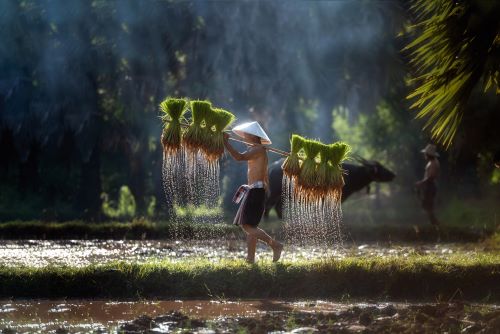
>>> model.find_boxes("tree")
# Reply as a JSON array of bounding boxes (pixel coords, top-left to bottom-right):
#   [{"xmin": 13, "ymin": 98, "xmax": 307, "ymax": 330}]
[{"xmin": 405, "ymin": 0, "xmax": 500, "ymax": 148}]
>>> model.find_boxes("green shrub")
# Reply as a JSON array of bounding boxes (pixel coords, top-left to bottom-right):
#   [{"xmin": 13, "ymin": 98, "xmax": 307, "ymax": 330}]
[{"xmin": 102, "ymin": 185, "xmax": 136, "ymax": 219}]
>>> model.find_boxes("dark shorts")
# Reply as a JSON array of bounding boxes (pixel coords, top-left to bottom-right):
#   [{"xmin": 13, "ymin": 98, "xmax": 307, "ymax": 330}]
[
  {"xmin": 420, "ymin": 182, "xmax": 436, "ymax": 211},
  {"xmin": 234, "ymin": 188, "xmax": 266, "ymax": 226}
]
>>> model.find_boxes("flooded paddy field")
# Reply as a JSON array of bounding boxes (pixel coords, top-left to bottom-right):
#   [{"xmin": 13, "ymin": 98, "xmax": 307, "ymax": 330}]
[
  {"xmin": 0, "ymin": 239, "xmax": 498, "ymax": 332},
  {"xmin": 0, "ymin": 240, "xmax": 498, "ymax": 302},
  {"xmin": 0, "ymin": 239, "xmax": 495, "ymax": 267},
  {"xmin": 1, "ymin": 299, "xmax": 499, "ymax": 333}
]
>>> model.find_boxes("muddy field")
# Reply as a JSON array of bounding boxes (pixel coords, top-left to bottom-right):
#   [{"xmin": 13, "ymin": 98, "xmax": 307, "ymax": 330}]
[
  {"xmin": 1, "ymin": 299, "xmax": 499, "ymax": 333},
  {"xmin": 0, "ymin": 239, "xmax": 490, "ymax": 267},
  {"xmin": 0, "ymin": 239, "xmax": 498, "ymax": 333}
]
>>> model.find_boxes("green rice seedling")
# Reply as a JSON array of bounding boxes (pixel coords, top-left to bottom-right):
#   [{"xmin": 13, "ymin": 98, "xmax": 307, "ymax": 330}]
[
  {"xmin": 328, "ymin": 142, "xmax": 351, "ymax": 196},
  {"xmin": 198, "ymin": 106, "xmax": 226, "ymax": 159},
  {"xmin": 324, "ymin": 144, "xmax": 337, "ymax": 190},
  {"xmin": 315, "ymin": 142, "xmax": 333, "ymax": 196},
  {"xmin": 183, "ymin": 100, "xmax": 212, "ymax": 152},
  {"xmin": 159, "ymin": 97, "xmax": 188, "ymax": 155},
  {"xmin": 297, "ymin": 138, "xmax": 322, "ymax": 199},
  {"xmin": 282, "ymin": 134, "xmax": 304, "ymax": 178},
  {"xmin": 205, "ymin": 108, "xmax": 236, "ymax": 160},
  {"xmin": 198, "ymin": 106, "xmax": 218, "ymax": 153}
]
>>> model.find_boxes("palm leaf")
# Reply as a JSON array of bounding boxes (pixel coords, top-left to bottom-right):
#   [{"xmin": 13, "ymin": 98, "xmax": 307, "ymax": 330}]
[{"xmin": 405, "ymin": 0, "xmax": 500, "ymax": 147}]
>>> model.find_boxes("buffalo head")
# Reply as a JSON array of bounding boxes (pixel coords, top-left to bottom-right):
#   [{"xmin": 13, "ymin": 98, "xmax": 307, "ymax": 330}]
[{"xmin": 358, "ymin": 158, "xmax": 396, "ymax": 182}]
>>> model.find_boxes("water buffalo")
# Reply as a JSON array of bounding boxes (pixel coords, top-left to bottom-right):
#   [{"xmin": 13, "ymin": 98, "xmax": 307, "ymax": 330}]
[{"xmin": 265, "ymin": 158, "xmax": 396, "ymax": 218}]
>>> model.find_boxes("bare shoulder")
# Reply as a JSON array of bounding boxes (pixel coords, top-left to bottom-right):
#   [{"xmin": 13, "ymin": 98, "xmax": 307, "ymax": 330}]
[{"xmin": 248, "ymin": 145, "xmax": 266, "ymax": 154}]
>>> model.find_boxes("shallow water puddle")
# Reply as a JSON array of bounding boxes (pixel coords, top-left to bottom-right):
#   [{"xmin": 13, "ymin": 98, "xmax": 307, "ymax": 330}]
[
  {"xmin": 0, "ymin": 240, "xmax": 489, "ymax": 267},
  {"xmin": 1, "ymin": 299, "xmax": 498, "ymax": 333},
  {"xmin": 0, "ymin": 299, "xmax": 354, "ymax": 332}
]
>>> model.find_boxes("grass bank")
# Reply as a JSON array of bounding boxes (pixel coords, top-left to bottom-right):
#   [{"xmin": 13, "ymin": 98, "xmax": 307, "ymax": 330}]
[
  {"xmin": 1, "ymin": 254, "xmax": 498, "ymax": 301},
  {"xmin": 0, "ymin": 219, "xmax": 238, "ymax": 240},
  {"xmin": 0, "ymin": 219, "xmax": 494, "ymax": 242}
]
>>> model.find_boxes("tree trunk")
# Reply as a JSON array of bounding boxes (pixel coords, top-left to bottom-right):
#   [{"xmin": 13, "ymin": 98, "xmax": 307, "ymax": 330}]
[
  {"xmin": 76, "ymin": 144, "xmax": 102, "ymax": 221},
  {"xmin": 19, "ymin": 143, "xmax": 40, "ymax": 193},
  {"xmin": 129, "ymin": 152, "xmax": 146, "ymax": 216}
]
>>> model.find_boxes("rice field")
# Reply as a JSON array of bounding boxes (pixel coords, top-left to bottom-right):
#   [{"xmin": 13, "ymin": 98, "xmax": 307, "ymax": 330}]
[
  {"xmin": 2, "ymin": 299, "xmax": 499, "ymax": 333},
  {"xmin": 0, "ymin": 220, "xmax": 492, "ymax": 242},
  {"xmin": 0, "ymin": 225, "xmax": 497, "ymax": 333},
  {"xmin": 0, "ymin": 243, "xmax": 498, "ymax": 300},
  {"xmin": 0, "ymin": 239, "xmax": 496, "ymax": 268}
]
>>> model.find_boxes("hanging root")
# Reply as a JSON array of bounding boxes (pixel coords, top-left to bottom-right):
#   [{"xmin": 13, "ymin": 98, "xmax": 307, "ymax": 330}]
[{"xmin": 281, "ymin": 136, "xmax": 351, "ymax": 247}]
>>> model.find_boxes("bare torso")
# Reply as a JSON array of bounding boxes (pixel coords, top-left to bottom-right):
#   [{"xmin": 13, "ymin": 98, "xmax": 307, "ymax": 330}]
[
  {"xmin": 424, "ymin": 159, "xmax": 440, "ymax": 182},
  {"xmin": 223, "ymin": 134, "xmax": 269, "ymax": 188},
  {"xmin": 246, "ymin": 146, "xmax": 269, "ymax": 186}
]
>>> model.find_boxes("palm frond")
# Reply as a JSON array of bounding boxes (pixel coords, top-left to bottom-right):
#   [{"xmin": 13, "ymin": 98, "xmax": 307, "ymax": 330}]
[{"xmin": 405, "ymin": 0, "xmax": 500, "ymax": 148}]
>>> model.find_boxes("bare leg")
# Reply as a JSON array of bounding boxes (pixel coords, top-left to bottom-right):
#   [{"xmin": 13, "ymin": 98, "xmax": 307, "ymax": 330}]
[
  {"xmin": 426, "ymin": 210, "xmax": 440, "ymax": 226},
  {"xmin": 427, "ymin": 211, "xmax": 441, "ymax": 241},
  {"xmin": 242, "ymin": 225, "xmax": 273, "ymax": 244},
  {"xmin": 246, "ymin": 233, "xmax": 257, "ymax": 263},
  {"xmin": 241, "ymin": 225, "xmax": 283, "ymax": 262}
]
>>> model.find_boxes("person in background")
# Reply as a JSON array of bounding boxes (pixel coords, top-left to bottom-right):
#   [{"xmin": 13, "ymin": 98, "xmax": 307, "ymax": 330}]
[
  {"xmin": 416, "ymin": 144, "xmax": 440, "ymax": 226},
  {"xmin": 223, "ymin": 121, "xmax": 283, "ymax": 263}
]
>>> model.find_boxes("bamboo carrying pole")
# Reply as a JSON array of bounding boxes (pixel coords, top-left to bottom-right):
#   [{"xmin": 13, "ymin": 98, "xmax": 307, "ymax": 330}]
[
  {"xmin": 165, "ymin": 119, "xmax": 290, "ymax": 157},
  {"xmin": 226, "ymin": 135, "xmax": 290, "ymax": 157}
]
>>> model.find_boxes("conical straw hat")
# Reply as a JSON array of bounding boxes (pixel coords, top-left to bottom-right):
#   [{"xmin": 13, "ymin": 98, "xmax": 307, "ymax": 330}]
[
  {"xmin": 420, "ymin": 144, "xmax": 439, "ymax": 157},
  {"xmin": 232, "ymin": 121, "xmax": 272, "ymax": 145}
]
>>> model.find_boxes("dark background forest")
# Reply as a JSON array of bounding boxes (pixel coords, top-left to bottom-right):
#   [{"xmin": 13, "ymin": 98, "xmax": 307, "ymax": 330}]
[{"xmin": 1, "ymin": 0, "xmax": 498, "ymax": 225}]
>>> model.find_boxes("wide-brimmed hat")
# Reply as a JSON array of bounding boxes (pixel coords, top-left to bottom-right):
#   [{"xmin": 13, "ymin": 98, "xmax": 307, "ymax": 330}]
[
  {"xmin": 421, "ymin": 144, "xmax": 439, "ymax": 157},
  {"xmin": 232, "ymin": 121, "xmax": 272, "ymax": 145}
]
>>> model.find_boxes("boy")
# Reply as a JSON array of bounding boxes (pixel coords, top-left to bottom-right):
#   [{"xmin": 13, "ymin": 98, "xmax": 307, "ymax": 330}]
[
  {"xmin": 223, "ymin": 121, "xmax": 283, "ymax": 263},
  {"xmin": 415, "ymin": 144, "xmax": 440, "ymax": 226}
]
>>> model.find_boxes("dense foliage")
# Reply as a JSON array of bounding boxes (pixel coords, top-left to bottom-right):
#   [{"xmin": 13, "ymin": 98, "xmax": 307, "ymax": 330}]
[
  {"xmin": 405, "ymin": 0, "xmax": 500, "ymax": 148},
  {"xmin": 0, "ymin": 0, "xmax": 498, "ymax": 221}
]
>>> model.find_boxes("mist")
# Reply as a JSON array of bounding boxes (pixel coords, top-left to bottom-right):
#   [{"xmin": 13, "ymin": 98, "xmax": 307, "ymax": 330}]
[{"xmin": 1, "ymin": 0, "xmax": 497, "ymax": 223}]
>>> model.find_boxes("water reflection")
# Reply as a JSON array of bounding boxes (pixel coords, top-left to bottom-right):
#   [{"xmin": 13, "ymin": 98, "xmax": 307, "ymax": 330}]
[
  {"xmin": 0, "ymin": 299, "xmax": 339, "ymax": 333},
  {"xmin": 0, "ymin": 239, "xmax": 488, "ymax": 268},
  {"xmin": 1, "ymin": 299, "xmax": 498, "ymax": 333}
]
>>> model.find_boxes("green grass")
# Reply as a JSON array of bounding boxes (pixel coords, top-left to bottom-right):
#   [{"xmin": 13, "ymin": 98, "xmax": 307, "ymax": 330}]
[
  {"xmin": 342, "ymin": 223, "xmax": 495, "ymax": 243},
  {"xmin": 0, "ymin": 219, "xmax": 495, "ymax": 242},
  {"xmin": 0, "ymin": 219, "xmax": 238, "ymax": 240},
  {"xmin": 1, "ymin": 254, "xmax": 498, "ymax": 300}
]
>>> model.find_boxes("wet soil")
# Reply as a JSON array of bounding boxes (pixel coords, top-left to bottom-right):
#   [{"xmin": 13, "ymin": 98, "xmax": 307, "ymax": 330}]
[
  {"xmin": 120, "ymin": 303, "xmax": 500, "ymax": 334},
  {"xmin": 2, "ymin": 299, "xmax": 498, "ymax": 333},
  {"xmin": 118, "ymin": 302, "xmax": 500, "ymax": 333},
  {"xmin": 0, "ymin": 239, "xmax": 492, "ymax": 267}
]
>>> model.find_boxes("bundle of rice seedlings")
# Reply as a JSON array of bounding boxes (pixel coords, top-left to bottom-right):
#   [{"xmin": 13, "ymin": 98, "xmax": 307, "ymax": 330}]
[
  {"xmin": 282, "ymin": 134, "xmax": 304, "ymax": 178},
  {"xmin": 159, "ymin": 97, "xmax": 188, "ymax": 155},
  {"xmin": 297, "ymin": 138, "xmax": 322, "ymax": 198},
  {"xmin": 183, "ymin": 100, "xmax": 212, "ymax": 152},
  {"xmin": 328, "ymin": 142, "xmax": 351, "ymax": 197},
  {"xmin": 323, "ymin": 144, "xmax": 337, "ymax": 190},
  {"xmin": 204, "ymin": 107, "xmax": 236, "ymax": 160},
  {"xmin": 315, "ymin": 142, "xmax": 333, "ymax": 195},
  {"xmin": 199, "ymin": 106, "xmax": 218, "ymax": 151}
]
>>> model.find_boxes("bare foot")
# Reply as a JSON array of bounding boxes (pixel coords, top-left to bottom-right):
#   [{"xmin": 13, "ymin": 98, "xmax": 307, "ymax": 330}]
[{"xmin": 272, "ymin": 242, "xmax": 283, "ymax": 262}]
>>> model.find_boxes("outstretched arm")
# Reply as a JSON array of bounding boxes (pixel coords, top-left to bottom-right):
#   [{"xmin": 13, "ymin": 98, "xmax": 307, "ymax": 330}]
[
  {"xmin": 223, "ymin": 133, "xmax": 264, "ymax": 161},
  {"xmin": 416, "ymin": 162, "xmax": 438, "ymax": 185}
]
